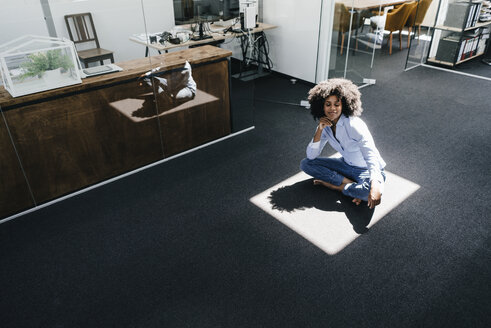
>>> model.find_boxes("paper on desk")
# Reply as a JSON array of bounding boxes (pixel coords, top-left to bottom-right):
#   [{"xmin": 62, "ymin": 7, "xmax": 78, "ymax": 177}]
[{"xmin": 132, "ymin": 33, "xmax": 161, "ymax": 42}]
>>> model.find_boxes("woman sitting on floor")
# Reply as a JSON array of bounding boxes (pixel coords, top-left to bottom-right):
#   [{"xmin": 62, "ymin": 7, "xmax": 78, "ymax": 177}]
[{"xmin": 300, "ymin": 78, "xmax": 386, "ymax": 209}]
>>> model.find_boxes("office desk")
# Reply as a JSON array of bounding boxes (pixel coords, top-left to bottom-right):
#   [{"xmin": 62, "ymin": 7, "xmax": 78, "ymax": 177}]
[
  {"xmin": 338, "ymin": 0, "xmax": 412, "ymax": 10},
  {"xmin": 129, "ymin": 22, "xmax": 277, "ymax": 55}
]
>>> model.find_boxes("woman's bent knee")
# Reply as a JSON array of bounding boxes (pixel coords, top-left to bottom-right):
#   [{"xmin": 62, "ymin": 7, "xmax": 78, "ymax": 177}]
[{"xmin": 300, "ymin": 158, "xmax": 313, "ymax": 172}]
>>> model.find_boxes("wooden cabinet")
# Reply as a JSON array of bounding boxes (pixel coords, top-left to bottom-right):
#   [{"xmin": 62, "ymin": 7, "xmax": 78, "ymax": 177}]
[
  {"xmin": 0, "ymin": 46, "xmax": 231, "ymax": 219},
  {"xmin": 158, "ymin": 59, "xmax": 231, "ymax": 156},
  {"xmin": 0, "ymin": 116, "xmax": 35, "ymax": 218},
  {"xmin": 2, "ymin": 80, "xmax": 164, "ymax": 204}
]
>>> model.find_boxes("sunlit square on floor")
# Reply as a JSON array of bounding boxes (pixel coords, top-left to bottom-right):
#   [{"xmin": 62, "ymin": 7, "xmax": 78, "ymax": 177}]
[{"xmin": 250, "ymin": 165, "xmax": 420, "ymax": 255}]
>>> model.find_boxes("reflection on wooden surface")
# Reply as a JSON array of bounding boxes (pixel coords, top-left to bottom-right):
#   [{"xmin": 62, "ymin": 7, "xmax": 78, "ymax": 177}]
[
  {"xmin": 0, "ymin": 115, "xmax": 35, "ymax": 218},
  {"xmin": 110, "ymin": 89, "xmax": 219, "ymax": 123},
  {"xmin": 3, "ymin": 79, "xmax": 164, "ymax": 205},
  {"xmin": 159, "ymin": 59, "xmax": 230, "ymax": 157},
  {"xmin": 0, "ymin": 49, "xmax": 231, "ymax": 217}
]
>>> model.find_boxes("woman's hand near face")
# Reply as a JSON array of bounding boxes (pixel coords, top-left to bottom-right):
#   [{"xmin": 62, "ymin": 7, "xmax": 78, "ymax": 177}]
[
  {"xmin": 313, "ymin": 117, "xmax": 333, "ymax": 142},
  {"xmin": 319, "ymin": 117, "xmax": 333, "ymax": 129}
]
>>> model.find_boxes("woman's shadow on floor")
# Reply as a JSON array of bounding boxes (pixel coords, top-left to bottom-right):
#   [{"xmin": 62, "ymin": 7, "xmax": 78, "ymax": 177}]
[{"xmin": 268, "ymin": 178, "xmax": 374, "ymax": 234}]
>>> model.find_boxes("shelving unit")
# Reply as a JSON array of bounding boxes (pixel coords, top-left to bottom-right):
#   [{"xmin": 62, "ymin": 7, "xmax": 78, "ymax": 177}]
[{"xmin": 427, "ymin": 0, "xmax": 491, "ymax": 67}]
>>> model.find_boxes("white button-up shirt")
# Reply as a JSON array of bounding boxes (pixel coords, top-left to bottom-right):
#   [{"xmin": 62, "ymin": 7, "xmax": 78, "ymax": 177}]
[{"xmin": 306, "ymin": 115, "xmax": 386, "ymax": 184}]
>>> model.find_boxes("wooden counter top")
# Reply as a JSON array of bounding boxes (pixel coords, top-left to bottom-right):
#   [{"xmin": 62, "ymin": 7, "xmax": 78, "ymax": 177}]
[{"xmin": 0, "ymin": 45, "xmax": 232, "ymax": 109}]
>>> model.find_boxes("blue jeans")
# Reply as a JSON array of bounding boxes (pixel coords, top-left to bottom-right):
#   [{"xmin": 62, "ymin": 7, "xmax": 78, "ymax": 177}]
[{"xmin": 300, "ymin": 157, "xmax": 386, "ymax": 201}]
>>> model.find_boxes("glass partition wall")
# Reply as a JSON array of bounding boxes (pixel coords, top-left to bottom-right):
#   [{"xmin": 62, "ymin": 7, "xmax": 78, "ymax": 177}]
[
  {"xmin": 139, "ymin": 0, "xmax": 241, "ymax": 156},
  {"xmin": 1, "ymin": 0, "xmax": 386, "ymax": 221},
  {"xmin": 405, "ymin": 0, "xmax": 436, "ymax": 70},
  {"xmin": 242, "ymin": 0, "xmax": 377, "ymax": 119},
  {"xmin": 255, "ymin": 0, "xmax": 377, "ymax": 114},
  {"xmin": 319, "ymin": 0, "xmax": 379, "ymax": 86}
]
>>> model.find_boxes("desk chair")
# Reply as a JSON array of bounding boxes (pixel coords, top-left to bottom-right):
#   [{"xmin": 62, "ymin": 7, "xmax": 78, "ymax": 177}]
[
  {"xmin": 64, "ymin": 13, "xmax": 114, "ymax": 68},
  {"xmin": 371, "ymin": 2, "xmax": 417, "ymax": 54},
  {"xmin": 405, "ymin": 0, "xmax": 433, "ymax": 47},
  {"xmin": 370, "ymin": 5, "xmax": 395, "ymax": 36},
  {"xmin": 333, "ymin": 3, "xmax": 366, "ymax": 55}
]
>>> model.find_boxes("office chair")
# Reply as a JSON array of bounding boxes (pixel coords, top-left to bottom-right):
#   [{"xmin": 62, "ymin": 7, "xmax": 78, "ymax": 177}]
[
  {"xmin": 405, "ymin": 0, "xmax": 433, "ymax": 47},
  {"xmin": 372, "ymin": 2, "xmax": 418, "ymax": 55},
  {"xmin": 64, "ymin": 13, "xmax": 114, "ymax": 68},
  {"xmin": 333, "ymin": 3, "xmax": 365, "ymax": 55}
]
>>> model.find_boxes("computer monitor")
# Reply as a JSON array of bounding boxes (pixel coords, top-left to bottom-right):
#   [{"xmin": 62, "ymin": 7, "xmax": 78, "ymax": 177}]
[
  {"xmin": 173, "ymin": 0, "xmax": 223, "ymax": 25},
  {"xmin": 173, "ymin": 0, "xmax": 224, "ymax": 40},
  {"xmin": 222, "ymin": 0, "xmax": 240, "ymax": 21}
]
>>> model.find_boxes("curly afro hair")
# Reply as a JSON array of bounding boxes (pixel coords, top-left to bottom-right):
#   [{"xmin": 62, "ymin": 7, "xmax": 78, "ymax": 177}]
[{"xmin": 307, "ymin": 78, "xmax": 363, "ymax": 120}]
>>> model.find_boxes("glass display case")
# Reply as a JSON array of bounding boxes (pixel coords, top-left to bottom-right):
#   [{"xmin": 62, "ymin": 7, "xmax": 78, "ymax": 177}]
[
  {"xmin": 0, "ymin": 35, "xmax": 81, "ymax": 97},
  {"xmin": 427, "ymin": 0, "xmax": 491, "ymax": 66}
]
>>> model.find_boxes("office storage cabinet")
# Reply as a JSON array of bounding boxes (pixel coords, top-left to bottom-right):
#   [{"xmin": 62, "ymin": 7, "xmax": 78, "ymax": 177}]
[{"xmin": 427, "ymin": 0, "xmax": 491, "ymax": 66}]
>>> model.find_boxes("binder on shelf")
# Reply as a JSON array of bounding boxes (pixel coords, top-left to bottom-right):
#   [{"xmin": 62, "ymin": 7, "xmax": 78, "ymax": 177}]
[
  {"xmin": 465, "ymin": 4, "xmax": 476, "ymax": 28},
  {"xmin": 473, "ymin": 3, "xmax": 482, "ymax": 26},
  {"xmin": 461, "ymin": 36, "xmax": 475, "ymax": 60},
  {"xmin": 458, "ymin": 38, "xmax": 467, "ymax": 60},
  {"xmin": 466, "ymin": 37, "xmax": 474, "ymax": 57},
  {"xmin": 477, "ymin": 33, "xmax": 489, "ymax": 54},
  {"xmin": 462, "ymin": 36, "xmax": 479, "ymax": 59},
  {"xmin": 461, "ymin": 38, "xmax": 470, "ymax": 60},
  {"xmin": 472, "ymin": 36, "xmax": 479, "ymax": 54},
  {"xmin": 469, "ymin": 37, "xmax": 475, "ymax": 57},
  {"xmin": 464, "ymin": 2, "xmax": 483, "ymax": 29}
]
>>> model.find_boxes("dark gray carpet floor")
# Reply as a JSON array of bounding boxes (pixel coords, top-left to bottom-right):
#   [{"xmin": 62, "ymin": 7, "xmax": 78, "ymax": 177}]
[
  {"xmin": 453, "ymin": 57, "xmax": 491, "ymax": 78},
  {"xmin": 0, "ymin": 49, "xmax": 490, "ymax": 327}
]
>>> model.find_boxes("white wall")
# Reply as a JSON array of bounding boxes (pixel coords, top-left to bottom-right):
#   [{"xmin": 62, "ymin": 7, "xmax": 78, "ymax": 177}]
[
  {"xmin": 48, "ymin": 0, "xmax": 175, "ymax": 62},
  {"xmin": 262, "ymin": 0, "xmax": 322, "ymax": 83},
  {"xmin": 0, "ymin": 0, "xmax": 48, "ymax": 45},
  {"xmin": 0, "ymin": 0, "xmax": 177, "ymax": 63}
]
